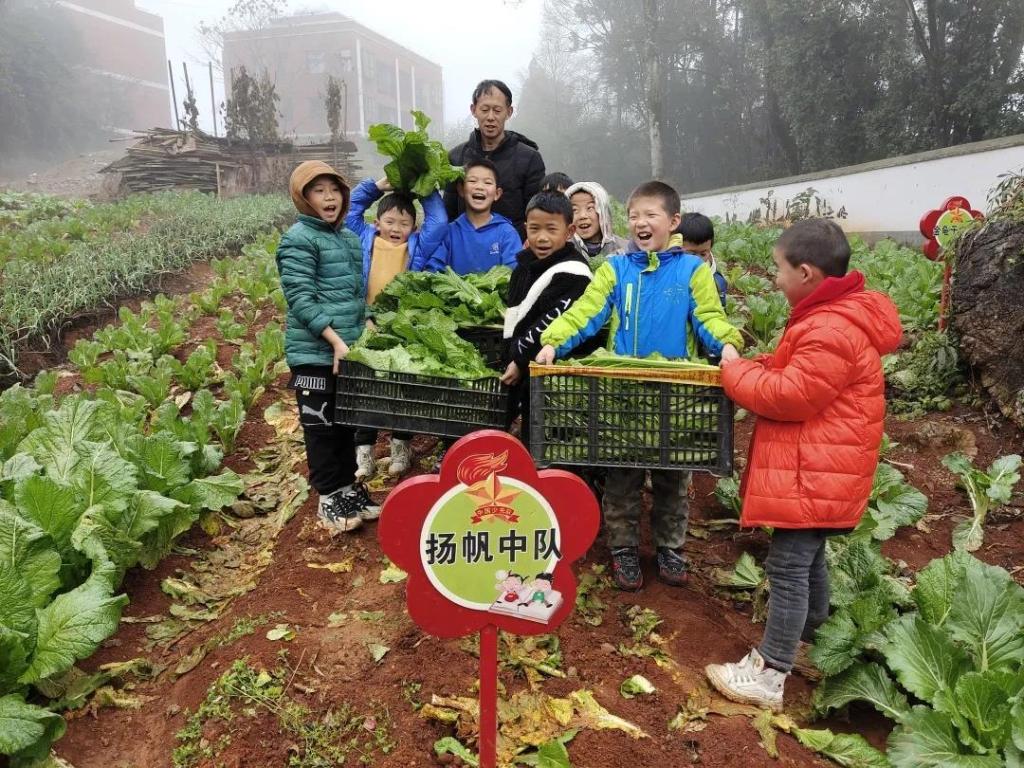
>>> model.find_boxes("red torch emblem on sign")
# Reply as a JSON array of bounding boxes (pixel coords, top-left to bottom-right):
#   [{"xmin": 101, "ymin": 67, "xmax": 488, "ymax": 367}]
[{"xmin": 378, "ymin": 430, "xmax": 600, "ymax": 767}]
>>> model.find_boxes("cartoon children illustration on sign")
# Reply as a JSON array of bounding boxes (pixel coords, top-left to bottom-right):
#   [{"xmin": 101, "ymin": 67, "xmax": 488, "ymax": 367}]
[
  {"xmin": 496, "ymin": 571, "xmax": 524, "ymax": 603},
  {"xmin": 518, "ymin": 573, "xmax": 556, "ymax": 608},
  {"xmin": 489, "ymin": 569, "xmax": 563, "ymax": 624}
]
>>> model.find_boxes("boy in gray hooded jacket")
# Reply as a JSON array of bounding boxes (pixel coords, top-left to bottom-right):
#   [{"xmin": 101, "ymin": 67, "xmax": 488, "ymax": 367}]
[{"xmin": 566, "ymin": 181, "xmax": 629, "ymax": 260}]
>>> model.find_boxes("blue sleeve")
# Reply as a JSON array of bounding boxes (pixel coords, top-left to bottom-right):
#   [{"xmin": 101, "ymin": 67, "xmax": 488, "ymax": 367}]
[
  {"xmin": 500, "ymin": 225, "xmax": 521, "ymax": 268},
  {"xmin": 424, "ymin": 228, "xmax": 451, "ymax": 272},
  {"xmin": 409, "ymin": 191, "xmax": 448, "ymax": 271},
  {"xmin": 345, "ymin": 178, "xmax": 381, "ymax": 244}
]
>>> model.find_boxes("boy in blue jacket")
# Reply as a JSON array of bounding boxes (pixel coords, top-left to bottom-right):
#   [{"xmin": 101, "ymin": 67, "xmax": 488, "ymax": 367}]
[
  {"xmin": 537, "ymin": 181, "xmax": 742, "ymax": 591},
  {"xmin": 344, "ymin": 177, "xmax": 447, "ymax": 481},
  {"xmin": 425, "ymin": 158, "xmax": 521, "ymax": 274}
]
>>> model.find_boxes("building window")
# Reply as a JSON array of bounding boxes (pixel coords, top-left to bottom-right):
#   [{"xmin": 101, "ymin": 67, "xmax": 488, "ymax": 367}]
[
  {"xmin": 362, "ymin": 53, "xmax": 374, "ymax": 81},
  {"xmin": 306, "ymin": 52, "xmax": 325, "ymax": 74},
  {"xmin": 376, "ymin": 58, "xmax": 393, "ymax": 93},
  {"xmin": 337, "ymin": 50, "xmax": 353, "ymax": 73}
]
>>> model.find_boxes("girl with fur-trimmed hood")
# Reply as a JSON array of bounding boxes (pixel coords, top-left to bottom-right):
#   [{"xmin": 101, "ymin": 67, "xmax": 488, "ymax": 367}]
[{"xmin": 565, "ymin": 181, "xmax": 629, "ymax": 259}]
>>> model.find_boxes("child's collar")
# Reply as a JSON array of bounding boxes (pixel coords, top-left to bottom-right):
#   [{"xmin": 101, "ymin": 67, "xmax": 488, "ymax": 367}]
[{"xmin": 297, "ymin": 213, "xmax": 338, "ymax": 231}]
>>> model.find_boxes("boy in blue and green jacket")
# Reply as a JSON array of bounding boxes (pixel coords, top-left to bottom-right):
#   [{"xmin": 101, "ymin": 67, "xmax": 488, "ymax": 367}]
[
  {"xmin": 275, "ymin": 160, "xmax": 378, "ymax": 535},
  {"xmin": 536, "ymin": 180, "xmax": 742, "ymax": 592}
]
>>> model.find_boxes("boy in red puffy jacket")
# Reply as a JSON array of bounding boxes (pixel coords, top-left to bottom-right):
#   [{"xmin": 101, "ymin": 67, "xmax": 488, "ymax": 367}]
[{"xmin": 705, "ymin": 219, "xmax": 902, "ymax": 712}]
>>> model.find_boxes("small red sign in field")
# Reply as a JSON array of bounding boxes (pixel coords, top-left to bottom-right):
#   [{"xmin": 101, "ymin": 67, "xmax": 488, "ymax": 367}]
[{"xmin": 378, "ymin": 430, "xmax": 600, "ymax": 768}]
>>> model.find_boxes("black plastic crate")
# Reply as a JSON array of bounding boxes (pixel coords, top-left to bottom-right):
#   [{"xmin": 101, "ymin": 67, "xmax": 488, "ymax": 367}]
[
  {"xmin": 528, "ymin": 365, "xmax": 733, "ymax": 474},
  {"xmin": 335, "ymin": 361, "xmax": 507, "ymax": 439},
  {"xmin": 455, "ymin": 325, "xmax": 505, "ymax": 370}
]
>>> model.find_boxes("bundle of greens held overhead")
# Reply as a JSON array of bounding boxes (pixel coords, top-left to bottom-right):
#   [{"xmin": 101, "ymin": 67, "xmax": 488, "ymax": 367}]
[
  {"xmin": 367, "ymin": 110, "xmax": 464, "ymax": 197},
  {"xmin": 347, "ymin": 268, "xmax": 512, "ymax": 379}
]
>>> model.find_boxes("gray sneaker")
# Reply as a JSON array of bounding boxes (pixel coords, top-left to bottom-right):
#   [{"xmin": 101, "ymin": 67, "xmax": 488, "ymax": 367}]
[
  {"xmin": 388, "ymin": 438, "xmax": 412, "ymax": 477},
  {"xmin": 355, "ymin": 444, "xmax": 377, "ymax": 482},
  {"xmin": 705, "ymin": 648, "xmax": 786, "ymax": 712}
]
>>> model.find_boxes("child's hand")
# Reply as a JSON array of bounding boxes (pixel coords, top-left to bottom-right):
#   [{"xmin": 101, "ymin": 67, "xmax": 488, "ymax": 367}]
[
  {"xmin": 720, "ymin": 344, "xmax": 740, "ymax": 365},
  {"xmin": 535, "ymin": 346, "xmax": 556, "ymax": 366},
  {"xmin": 375, "ymin": 178, "xmax": 393, "ymax": 192},
  {"xmin": 500, "ymin": 361, "xmax": 522, "ymax": 386},
  {"xmin": 331, "ymin": 340, "xmax": 350, "ymax": 374},
  {"xmin": 365, "ymin": 318, "xmax": 377, "ymax": 331}
]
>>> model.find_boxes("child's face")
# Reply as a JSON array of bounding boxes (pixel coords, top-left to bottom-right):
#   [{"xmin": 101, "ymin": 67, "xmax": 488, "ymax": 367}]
[
  {"xmin": 628, "ymin": 196, "xmax": 681, "ymax": 253},
  {"xmin": 376, "ymin": 207, "xmax": 415, "ymax": 245},
  {"xmin": 772, "ymin": 246, "xmax": 822, "ymax": 307},
  {"xmin": 570, "ymin": 191, "xmax": 602, "ymax": 243},
  {"xmin": 525, "ymin": 209, "xmax": 574, "ymax": 260},
  {"xmin": 305, "ymin": 176, "xmax": 343, "ymax": 223},
  {"xmin": 461, "ymin": 167, "xmax": 501, "ymax": 214},
  {"xmin": 683, "ymin": 239, "xmax": 713, "ymax": 260}
]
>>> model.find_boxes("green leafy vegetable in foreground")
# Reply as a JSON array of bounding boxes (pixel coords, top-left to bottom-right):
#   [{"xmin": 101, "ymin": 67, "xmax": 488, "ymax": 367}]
[
  {"xmin": 942, "ymin": 452, "xmax": 1021, "ymax": 552},
  {"xmin": 811, "ymin": 550, "xmax": 1024, "ymax": 767},
  {"xmin": 368, "ymin": 110, "xmax": 465, "ymax": 197}
]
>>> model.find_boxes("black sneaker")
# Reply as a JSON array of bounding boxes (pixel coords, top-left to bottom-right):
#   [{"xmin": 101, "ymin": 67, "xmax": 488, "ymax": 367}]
[
  {"xmin": 318, "ymin": 488, "xmax": 363, "ymax": 533},
  {"xmin": 610, "ymin": 546, "xmax": 643, "ymax": 591},
  {"xmin": 346, "ymin": 482, "xmax": 381, "ymax": 521},
  {"xmin": 656, "ymin": 547, "xmax": 689, "ymax": 586}
]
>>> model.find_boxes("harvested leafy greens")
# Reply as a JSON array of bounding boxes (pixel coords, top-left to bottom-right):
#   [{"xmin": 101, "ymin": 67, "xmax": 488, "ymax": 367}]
[
  {"xmin": 346, "ymin": 267, "xmax": 511, "ymax": 378},
  {"xmin": 370, "ymin": 266, "xmax": 510, "ymax": 327},
  {"xmin": 347, "ymin": 309, "xmax": 495, "ymax": 379}
]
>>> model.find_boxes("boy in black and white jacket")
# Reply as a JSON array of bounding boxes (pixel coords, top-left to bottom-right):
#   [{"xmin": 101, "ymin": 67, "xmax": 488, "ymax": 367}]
[{"xmin": 500, "ymin": 191, "xmax": 595, "ymax": 443}]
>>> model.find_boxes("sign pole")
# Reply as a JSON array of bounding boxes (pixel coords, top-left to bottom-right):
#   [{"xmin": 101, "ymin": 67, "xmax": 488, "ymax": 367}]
[{"xmin": 479, "ymin": 624, "xmax": 498, "ymax": 768}]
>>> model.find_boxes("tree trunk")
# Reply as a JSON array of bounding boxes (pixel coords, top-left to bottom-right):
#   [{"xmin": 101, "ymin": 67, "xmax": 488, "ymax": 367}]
[
  {"xmin": 951, "ymin": 220, "xmax": 1024, "ymax": 428},
  {"xmin": 643, "ymin": 0, "xmax": 664, "ymax": 178}
]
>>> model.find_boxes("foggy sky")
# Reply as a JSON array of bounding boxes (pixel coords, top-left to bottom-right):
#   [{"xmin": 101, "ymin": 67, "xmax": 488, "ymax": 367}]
[{"xmin": 137, "ymin": 0, "xmax": 544, "ymax": 133}]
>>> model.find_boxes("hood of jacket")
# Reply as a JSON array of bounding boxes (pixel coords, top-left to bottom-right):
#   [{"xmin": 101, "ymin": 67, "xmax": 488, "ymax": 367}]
[
  {"xmin": 565, "ymin": 181, "xmax": 621, "ymax": 252},
  {"xmin": 789, "ymin": 271, "xmax": 903, "ymax": 355},
  {"xmin": 288, "ymin": 160, "xmax": 350, "ymax": 224}
]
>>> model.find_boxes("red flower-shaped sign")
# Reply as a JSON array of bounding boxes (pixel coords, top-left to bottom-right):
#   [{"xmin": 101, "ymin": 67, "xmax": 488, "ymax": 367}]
[
  {"xmin": 378, "ymin": 430, "xmax": 600, "ymax": 639},
  {"xmin": 920, "ymin": 196, "xmax": 983, "ymax": 261}
]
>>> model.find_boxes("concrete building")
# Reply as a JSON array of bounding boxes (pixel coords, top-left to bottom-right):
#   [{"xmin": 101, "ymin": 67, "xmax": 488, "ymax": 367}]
[
  {"xmin": 56, "ymin": 0, "xmax": 170, "ymax": 133},
  {"xmin": 222, "ymin": 12, "xmax": 444, "ymax": 140}
]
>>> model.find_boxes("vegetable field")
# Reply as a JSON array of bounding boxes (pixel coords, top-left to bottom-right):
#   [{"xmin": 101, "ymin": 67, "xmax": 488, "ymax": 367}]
[{"xmin": 0, "ymin": 193, "xmax": 1022, "ymax": 768}]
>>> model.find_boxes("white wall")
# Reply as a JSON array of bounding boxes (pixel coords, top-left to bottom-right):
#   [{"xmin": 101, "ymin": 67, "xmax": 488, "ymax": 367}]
[{"xmin": 680, "ymin": 135, "xmax": 1024, "ymax": 241}]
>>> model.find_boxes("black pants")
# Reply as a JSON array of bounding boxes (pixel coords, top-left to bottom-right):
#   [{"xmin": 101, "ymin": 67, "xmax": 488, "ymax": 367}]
[
  {"xmin": 293, "ymin": 366, "xmax": 355, "ymax": 495},
  {"xmin": 353, "ymin": 428, "xmax": 413, "ymax": 446}
]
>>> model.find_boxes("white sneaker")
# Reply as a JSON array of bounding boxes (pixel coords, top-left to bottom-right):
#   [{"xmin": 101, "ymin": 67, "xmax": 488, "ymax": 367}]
[
  {"xmin": 355, "ymin": 444, "xmax": 377, "ymax": 481},
  {"xmin": 705, "ymin": 648, "xmax": 786, "ymax": 712},
  {"xmin": 317, "ymin": 487, "xmax": 362, "ymax": 533},
  {"xmin": 388, "ymin": 438, "xmax": 412, "ymax": 477}
]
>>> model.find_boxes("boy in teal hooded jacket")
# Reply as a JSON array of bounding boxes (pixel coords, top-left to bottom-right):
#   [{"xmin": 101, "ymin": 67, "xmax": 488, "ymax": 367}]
[{"xmin": 275, "ymin": 160, "xmax": 378, "ymax": 535}]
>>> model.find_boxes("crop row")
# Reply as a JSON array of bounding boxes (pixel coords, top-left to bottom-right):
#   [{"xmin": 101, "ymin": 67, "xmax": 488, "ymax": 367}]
[
  {"xmin": 0, "ymin": 191, "xmax": 293, "ymax": 379},
  {"xmin": 0, "ymin": 231, "xmax": 285, "ymax": 765}
]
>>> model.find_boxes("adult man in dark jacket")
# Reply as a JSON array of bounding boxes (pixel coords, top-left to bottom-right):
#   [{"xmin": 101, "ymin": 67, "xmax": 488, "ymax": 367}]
[{"xmin": 444, "ymin": 79, "xmax": 545, "ymax": 239}]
